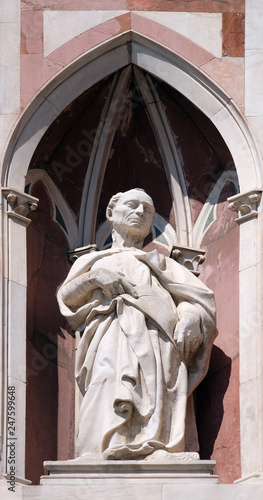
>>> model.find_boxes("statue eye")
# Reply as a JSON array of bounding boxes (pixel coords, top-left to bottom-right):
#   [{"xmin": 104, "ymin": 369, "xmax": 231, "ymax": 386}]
[
  {"xmin": 144, "ymin": 205, "xmax": 152, "ymax": 214},
  {"xmin": 126, "ymin": 202, "xmax": 136, "ymax": 208}
]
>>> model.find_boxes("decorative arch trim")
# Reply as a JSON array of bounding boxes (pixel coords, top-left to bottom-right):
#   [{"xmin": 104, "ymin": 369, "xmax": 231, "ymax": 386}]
[
  {"xmin": 3, "ymin": 31, "xmax": 261, "ymax": 198},
  {"xmin": 193, "ymin": 171, "xmax": 239, "ymax": 247},
  {"xmin": 25, "ymin": 170, "xmax": 78, "ymax": 248},
  {"xmin": 21, "ymin": 12, "xmax": 216, "ymax": 109}
]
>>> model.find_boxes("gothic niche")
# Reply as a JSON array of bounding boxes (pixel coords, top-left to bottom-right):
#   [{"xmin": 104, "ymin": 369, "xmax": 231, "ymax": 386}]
[{"xmin": 26, "ymin": 65, "xmax": 239, "ymax": 483}]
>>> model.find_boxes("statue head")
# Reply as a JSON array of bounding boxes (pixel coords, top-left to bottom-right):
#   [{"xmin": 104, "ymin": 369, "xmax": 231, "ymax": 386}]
[{"xmin": 106, "ymin": 189, "xmax": 155, "ymax": 244}]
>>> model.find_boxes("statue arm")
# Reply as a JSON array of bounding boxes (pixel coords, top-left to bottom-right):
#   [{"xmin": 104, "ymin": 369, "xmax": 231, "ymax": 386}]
[
  {"xmin": 59, "ymin": 271, "xmax": 97, "ymax": 310},
  {"xmin": 60, "ymin": 267, "xmax": 138, "ymax": 310}
]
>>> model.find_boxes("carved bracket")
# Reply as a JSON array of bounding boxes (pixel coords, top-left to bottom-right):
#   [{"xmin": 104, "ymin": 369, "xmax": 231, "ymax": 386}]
[
  {"xmin": 68, "ymin": 244, "xmax": 98, "ymax": 263},
  {"xmin": 228, "ymin": 189, "xmax": 262, "ymax": 224},
  {"xmin": 170, "ymin": 245, "xmax": 205, "ymax": 276},
  {"xmin": 2, "ymin": 188, "xmax": 39, "ymax": 225}
]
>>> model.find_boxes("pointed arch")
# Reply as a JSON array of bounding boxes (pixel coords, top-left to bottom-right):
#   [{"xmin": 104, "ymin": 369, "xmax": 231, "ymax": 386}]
[{"xmin": 2, "ymin": 31, "xmax": 261, "ymax": 198}]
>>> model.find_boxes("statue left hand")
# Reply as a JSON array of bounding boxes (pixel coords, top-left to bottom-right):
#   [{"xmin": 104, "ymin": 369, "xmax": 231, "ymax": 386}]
[{"xmin": 174, "ymin": 313, "xmax": 202, "ymax": 363}]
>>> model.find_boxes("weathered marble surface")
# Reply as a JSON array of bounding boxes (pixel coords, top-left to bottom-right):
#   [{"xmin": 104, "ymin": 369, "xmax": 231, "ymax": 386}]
[
  {"xmin": 58, "ymin": 189, "xmax": 216, "ymax": 460},
  {"xmin": 43, "ymin": 11, "xmax": 222, "ymax": 58},
  {"xmin": 2, "ymin": 476, "xmax": 263, "ymax": 500}
]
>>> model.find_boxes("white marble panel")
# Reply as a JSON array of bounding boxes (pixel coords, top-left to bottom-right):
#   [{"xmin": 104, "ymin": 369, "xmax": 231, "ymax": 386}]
[
  {"xmin": 0, "ymin": 0, "xmax": 20, "ymax": 23},
  {"xmin": 8, "ymin": 281, "xmax": 27, "ymax": 383},
  {"xmin": 245, "ymin": 50, "xmax": 263, "ymax": 116},
  {"xmin": 6, "ymin": 377, "xmax": 26, "ymax": 480},
  {"xmin": 8, "ymin": 217, "xmax": 28, "ymax": 287},
  {"xmin": 239, "ymin": 218, "xmax": 260, "ymax": 271},
  {"xmin": 44, "ymin": 11, "xmax": 128, "ymax": 56},
  {"xmin": 240, "ymin": 378, "xmax": 260, "ymax": 475},
  {"xmin": 0, "ymin": 114, "xmax": 18, "ymax": 164},
  {"xmin": 136, "ymin": 12, "xmax": 222, "ymax": 58},
  {"xmin": 239, "ymin": 264, "xmax": 260, "ymax": 385},
  {"xmin": 0, "ymin": 482, "xmax": 263, "ymax": 499},
  {"xmin": 0, "ymin": 22, "xmax": 20, "ymax": 67},
  {"xmin": 247, "ymin": 116, "xmax": 263, "ymax": 161},
  {"xmin": 164, "ymin": 483, "xmax": 263, "ymax": 500},
  {"xmin": 246, "ymin": 0, "xmax": 263, "ymax": 50},
  {"xmin": 0, "ymin": 67, "xmax": 20, "ymax": 114}
]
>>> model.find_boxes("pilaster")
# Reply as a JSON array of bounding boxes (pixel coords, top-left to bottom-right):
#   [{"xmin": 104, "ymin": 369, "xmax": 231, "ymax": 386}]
[
  {"xmin": 1, "ymin": 188, "xmax": 38, "ymax": 481},
  {"xmin": 228, "ymin": 189, "xmax": 263, "ymax": 479}
]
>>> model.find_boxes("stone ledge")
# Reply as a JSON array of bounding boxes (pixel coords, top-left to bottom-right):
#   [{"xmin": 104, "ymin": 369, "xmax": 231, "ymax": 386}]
[
  {"xmin": 41, "ymin": 459, "xmax": 218, "ymax": 485},
  {"xmin": 1, "ymin": 480, "xmax": 263, "ymax": 500}
]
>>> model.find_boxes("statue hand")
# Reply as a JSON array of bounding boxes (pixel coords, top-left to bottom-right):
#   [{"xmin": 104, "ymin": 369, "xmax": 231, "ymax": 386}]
[
  {"xmin": 174, "ymin": 313, "xmax": 202, "ymax": 363},
  {"xmin": 90, "ymin": 268, "xmax": 138, "ymax": 300}
]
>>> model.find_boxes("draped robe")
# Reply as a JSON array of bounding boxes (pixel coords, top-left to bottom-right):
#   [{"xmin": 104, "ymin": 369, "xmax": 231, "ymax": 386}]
[{"xmin": 57, "ymin": 247, "xmax": 216, "ymax": 460}]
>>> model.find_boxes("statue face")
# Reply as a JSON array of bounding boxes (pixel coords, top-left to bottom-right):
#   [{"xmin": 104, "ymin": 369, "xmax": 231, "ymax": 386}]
[{"xmin": 111, "ymin": 190, "xmax": 155, "ymax": 239}]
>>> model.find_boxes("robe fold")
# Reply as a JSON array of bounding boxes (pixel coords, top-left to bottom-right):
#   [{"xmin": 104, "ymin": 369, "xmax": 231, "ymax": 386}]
[{"xmin": 57, "ymin": 247, "xmax": 216, "ymax": 459}]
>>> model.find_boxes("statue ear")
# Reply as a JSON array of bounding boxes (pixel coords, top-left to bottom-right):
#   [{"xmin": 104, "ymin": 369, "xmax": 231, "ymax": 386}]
[{"xmin": 106, "ymin": 207, "xmax": 113, "ymax": 222}]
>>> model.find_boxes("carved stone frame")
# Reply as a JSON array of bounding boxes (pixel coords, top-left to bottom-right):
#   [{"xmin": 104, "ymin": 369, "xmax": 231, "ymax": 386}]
[{"xmin": 0, "ymin": 32, "xmax": 262, "ymax": 483}]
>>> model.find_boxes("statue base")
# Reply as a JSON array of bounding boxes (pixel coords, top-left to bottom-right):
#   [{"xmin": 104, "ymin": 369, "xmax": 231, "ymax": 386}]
[{"xmin": 40, "ymin": 457, "xmax": 218, "ymax": 486}]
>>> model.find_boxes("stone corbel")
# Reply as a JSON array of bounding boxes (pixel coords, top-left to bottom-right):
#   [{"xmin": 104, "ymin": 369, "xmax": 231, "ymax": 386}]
[
  {"xmin": 2, "ymin": 188, "xmax": 38, "ymax": 225},
  {"xmin": 170, "ymin": 245, "xmax": 205, "ymax": 276},
  {"xmin": 228, "ymin": 189, "xmax": 262, "ymax": 224},
  {"xmin": 68, "ymin": 244, "xmax": 99, "ymax": 263}
]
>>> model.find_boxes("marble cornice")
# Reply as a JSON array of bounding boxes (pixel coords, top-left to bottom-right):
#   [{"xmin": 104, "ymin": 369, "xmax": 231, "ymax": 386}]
[
  {"xmin": 170, "ymin": 245, "xmax": 205, "ymax": 276},
  {"xmin": 2, "ymin": 187, "xmax": 38, "ymax": 226},
  {"xmin": 228, "ymin": 189, "xmax": 262, "ymax": 224}
]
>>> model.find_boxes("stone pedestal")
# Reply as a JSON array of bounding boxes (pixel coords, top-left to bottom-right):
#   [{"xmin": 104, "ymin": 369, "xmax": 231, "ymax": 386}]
[
  {"xmin": 40, "ymin": 458, "xmax": 218, "ymax": 487},
  {"xmin": 2, "ymin": 462, "xmax": 263, "ymax": 499}
]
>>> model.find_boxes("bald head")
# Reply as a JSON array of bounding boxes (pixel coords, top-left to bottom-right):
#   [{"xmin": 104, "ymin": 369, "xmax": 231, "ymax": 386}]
[{"xmin": 106, "ymin": 189, "xmax": 155, "ymax": 243}]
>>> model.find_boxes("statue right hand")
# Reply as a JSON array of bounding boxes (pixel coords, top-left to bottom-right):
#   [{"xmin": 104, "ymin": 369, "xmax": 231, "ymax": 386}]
[{"xmin": 90, "ymin": 268, "xmax": 138, "ymax": 300}]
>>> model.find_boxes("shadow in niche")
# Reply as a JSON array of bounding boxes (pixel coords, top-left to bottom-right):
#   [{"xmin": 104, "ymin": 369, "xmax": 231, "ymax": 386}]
[
  {"xmin": 195, "ymin": 345, "xmax": 231, "ymax": 459},
  {"xmin": 25, "ymin": 180, "xmax": 75, "ymax": 485}
]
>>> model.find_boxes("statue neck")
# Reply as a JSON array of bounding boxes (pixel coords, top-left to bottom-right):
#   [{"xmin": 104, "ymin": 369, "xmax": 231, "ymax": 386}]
[{"xmin": 111, "ymin": 229, "xmax": 144, "ymax": 250}]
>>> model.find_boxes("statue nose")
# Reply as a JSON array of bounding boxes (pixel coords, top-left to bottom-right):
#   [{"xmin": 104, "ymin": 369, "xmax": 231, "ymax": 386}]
[{"xmin": 135, "ymin": 203, "xmax": 144, "ymax": 214}]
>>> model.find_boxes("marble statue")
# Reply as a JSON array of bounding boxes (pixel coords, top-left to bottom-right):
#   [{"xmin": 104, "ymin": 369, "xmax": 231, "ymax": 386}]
[{"xmin": 57, "ymin": 189, "xmax": 216, "ymax": 460}]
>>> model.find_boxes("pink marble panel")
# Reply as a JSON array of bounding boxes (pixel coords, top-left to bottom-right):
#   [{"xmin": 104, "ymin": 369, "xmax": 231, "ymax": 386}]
[
  {"xmin": 214, "ymin": 356, "xmax": 240, "ymax": 483},
  {"xmin": 223, "ymin": 12, "xmax": 245, "ymax": 57},
  {"xmin": 26, "ymin": 180, "xmax": 74, "ymax": 484},
  {"xmin": 21, "ymin": 10, "xmax": 43, "ymax": 55},
  {"xmin": 20, "ymin": 10, "xmax": 242, "ymax": 130},
  {"xmin": 20, "ymin": 13, "xmax": 131, "ymax": 108},
  {"xmin": 21, "ymin": 0, "xmax": 127, "ymax": 10},
  {"xmin": 201, "ymin": 57, "xmax": 244, "ymax": 110},
  {"xmin": 130, "ymin": 0, "xmax": 244, "ymax": 13},
  {"xmin": 198, "ymin": 220, "xmax": 240, "ymax": 483},
  {"xmin": 21, "ymin": 11, "xmax": 224, "ymax": 109},
  {"xmin": 21, "ymin": 54, "xmax": 63, "ymax": 108},
  {"xmin": 131, "ymin": 13, "xmax": 215, "ymax": 67},
  {"xmin": 21, "ymin": 0, "xmax": 244, "ymax": 12}
]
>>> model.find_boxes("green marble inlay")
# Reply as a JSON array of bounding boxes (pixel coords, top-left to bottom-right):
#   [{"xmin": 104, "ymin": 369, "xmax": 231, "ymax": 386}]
[
  {"xmin": 55, "ymin": 205, "xmax": 68, "ymax": 234},
  {"xmin": 204, "ymin": 207, "xmax": 215, "ymax": 231},
  {"xmin": 154, "ymin": 227, "xmax": 168, "ymax": 246}
]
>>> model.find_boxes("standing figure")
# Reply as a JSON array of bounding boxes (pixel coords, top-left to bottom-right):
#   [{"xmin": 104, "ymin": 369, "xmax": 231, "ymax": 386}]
[{"xmin": 57, "ymin": 189, "xmax": 216, "ymax": 460}]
